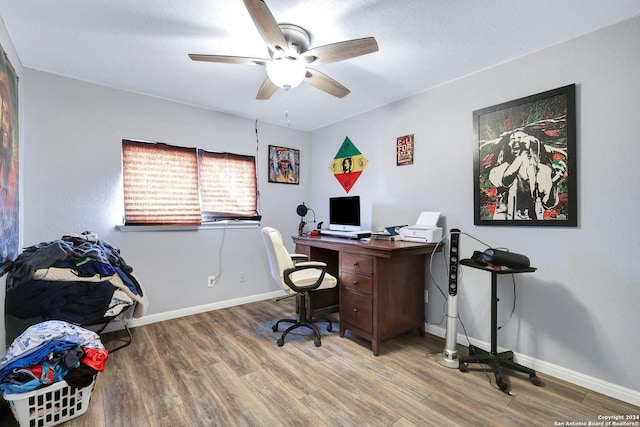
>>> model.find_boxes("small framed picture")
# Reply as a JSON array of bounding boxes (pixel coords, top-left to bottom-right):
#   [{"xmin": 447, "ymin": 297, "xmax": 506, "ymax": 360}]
[
  {"xmin": 268, "ymin": 145, "xmax": 299, "ymax": 184},
  {"xmin": 396, "ymin": 134, "xmax": 414, "ymax": 166},
  {"xmin": 473, "ymin": 84, "xmax": 577, "ymax": 226}
]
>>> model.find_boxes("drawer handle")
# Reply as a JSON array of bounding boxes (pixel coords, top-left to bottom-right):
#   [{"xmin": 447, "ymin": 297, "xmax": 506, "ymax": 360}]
[
  {"xmin": 353, "ymin": 308, "xmax": 358, "ymax": 313},
  {"xmin": 352, "ymin": 262, "xmax": 359, "ymax": 266},
  {"xmin": 352, "ymin": 280, "xmax": 359, "ymax": 285}
]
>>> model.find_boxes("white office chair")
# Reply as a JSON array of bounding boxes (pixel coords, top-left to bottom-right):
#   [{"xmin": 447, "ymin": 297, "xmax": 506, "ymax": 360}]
[{"xmin": 261, "ymin": 227, "xmax": 337, "ymax": 347}]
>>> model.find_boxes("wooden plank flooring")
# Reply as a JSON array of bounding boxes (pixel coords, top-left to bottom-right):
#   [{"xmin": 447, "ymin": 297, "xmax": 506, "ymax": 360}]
[{"xmin": 2, "ymin": 298, "xmax": 638, "ymax": 426}]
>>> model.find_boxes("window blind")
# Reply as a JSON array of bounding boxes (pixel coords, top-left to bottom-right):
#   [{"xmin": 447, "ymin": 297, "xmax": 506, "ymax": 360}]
[
  {"xmin": 122, "ymin": 140, "xmax": 201, "ymax": 225},
  {"xmin": 198, "ymin": 150, "xmax": 259, "ymax": 219}
]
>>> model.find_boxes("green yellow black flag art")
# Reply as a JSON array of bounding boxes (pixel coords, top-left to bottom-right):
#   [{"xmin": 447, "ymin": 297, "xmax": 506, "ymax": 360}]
[{"xmin": 329, "ymin": 137, "xmax": 368, "ymax": 193}]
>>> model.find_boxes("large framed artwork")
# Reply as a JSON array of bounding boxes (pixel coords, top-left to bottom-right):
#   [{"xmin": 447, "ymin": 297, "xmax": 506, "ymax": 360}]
[
  {"xmin": 473, "ymin": 84, "xmax": 577, "ymax": 227},
  {"xmin": 268, "ymin": 145, "xmax": 299, "ymax": 184},
  {"xmin": 1, "ymin": 44, "xmax": 19, "ymax": 275}
]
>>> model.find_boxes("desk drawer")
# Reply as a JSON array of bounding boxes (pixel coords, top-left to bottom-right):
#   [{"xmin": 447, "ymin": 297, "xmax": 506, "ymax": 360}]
[
  {"xmin": 340, "ymin": 271, "xmax": 373, "ymax": 294},
  {"xmin": 340, "ymin": 290, "xmax": 373, "ymax": 334},
  {"xmin": 340, "ymin": 253, "xmax": 373, "ymax": 275}
]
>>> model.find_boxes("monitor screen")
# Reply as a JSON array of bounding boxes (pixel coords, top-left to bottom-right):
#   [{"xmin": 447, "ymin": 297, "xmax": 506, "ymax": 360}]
[{"xmin": 329, "ymin": 196, "xmax": 361, "ymax": 231}]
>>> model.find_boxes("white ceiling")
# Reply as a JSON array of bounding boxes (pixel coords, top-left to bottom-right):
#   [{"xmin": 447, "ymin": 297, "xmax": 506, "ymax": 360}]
[{"xmin": 1, "ymin": 0, "xmax": 639, "ymax": 131}]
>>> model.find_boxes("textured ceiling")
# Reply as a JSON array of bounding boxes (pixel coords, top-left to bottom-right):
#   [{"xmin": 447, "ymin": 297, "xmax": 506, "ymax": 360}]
[{"xmin": 1, "ymin": 0, "xmax": 639, "ymax": 131}]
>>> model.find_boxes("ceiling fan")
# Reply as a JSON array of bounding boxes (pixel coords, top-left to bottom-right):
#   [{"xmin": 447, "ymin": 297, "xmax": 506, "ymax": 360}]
[{"xmin": 189, "ymin": 0, "xmax": 379, "ymax": 100}]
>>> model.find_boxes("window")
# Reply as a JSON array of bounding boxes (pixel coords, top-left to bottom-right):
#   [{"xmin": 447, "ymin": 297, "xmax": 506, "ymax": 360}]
[
  {"xmin": 198, "ymin": 150, "xmax": 260, "ymax": 221},
  {"xmin": 122, "ymin": 140, "xmax": 260, "ymax": 225}
]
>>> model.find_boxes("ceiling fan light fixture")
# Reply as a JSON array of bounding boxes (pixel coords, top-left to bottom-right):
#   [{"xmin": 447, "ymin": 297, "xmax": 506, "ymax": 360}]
[
  {"xmin": 188, "ymin": 4, "xmax": 377, "ymax": 99},
  {"xmin": 266, "ymin": 57, "xmax": 306, "ymax": 89}
]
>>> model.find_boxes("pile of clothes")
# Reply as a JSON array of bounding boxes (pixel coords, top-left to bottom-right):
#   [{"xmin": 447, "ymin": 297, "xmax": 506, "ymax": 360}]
[
  {"xmin": 0, "ymin": 320, "xmax": 108, "ymax": 394},
  {"xmin": 5, "ymin": 231, "xmax": 148, "ymax": 325}
]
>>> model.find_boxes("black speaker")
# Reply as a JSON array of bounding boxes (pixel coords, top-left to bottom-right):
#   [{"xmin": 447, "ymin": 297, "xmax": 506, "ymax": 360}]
[
  {"xmin": 482, "ymin": 248, "xmax": 530, "ymax": 269},
  {"xmin": 296, "ymin": 203, "xmax": 308, "ymax": 217},
  {"xmin": 448, "ymin": 229, "xmax": 461, "ymax": 296}
]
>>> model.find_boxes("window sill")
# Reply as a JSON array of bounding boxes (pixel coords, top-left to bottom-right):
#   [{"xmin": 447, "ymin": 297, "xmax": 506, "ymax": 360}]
[{"xmin": 116, "ymin": 220, "xmax": 260, "ymax": 232}]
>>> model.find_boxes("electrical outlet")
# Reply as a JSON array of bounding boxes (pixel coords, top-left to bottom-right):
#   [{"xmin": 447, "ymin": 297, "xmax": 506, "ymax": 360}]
[
  {"xmin": 240, "ymin": 272, "xmax": 246, "ymax": 282},
  {"xmin": 208, "ymin": 275, "xmax": 217, "ymax": 287},
  {"xmin": 424, "ymin": 290, "xmax": 429, "ymax": 303}
]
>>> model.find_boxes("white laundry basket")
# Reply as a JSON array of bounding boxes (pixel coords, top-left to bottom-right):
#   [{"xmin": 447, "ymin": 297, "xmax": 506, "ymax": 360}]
[{"xmin": 3, "ymin": 377, "xmax": 96, "ymax": 427}]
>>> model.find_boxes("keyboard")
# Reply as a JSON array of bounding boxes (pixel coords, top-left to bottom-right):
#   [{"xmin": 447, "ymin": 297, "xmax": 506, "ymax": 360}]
[{"xmin": 320, "ymin": 230, "xmax": 372, "ymax": 239}]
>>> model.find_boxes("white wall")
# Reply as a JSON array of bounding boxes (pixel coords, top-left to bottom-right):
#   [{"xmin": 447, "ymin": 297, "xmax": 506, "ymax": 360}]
[
  {"xmin": 16, "ymin": 68, "xmax": 310, "ymax": 324},
  {"xmin": 310, "ymin": 17, "xmax": 640, "ymax": 401}
]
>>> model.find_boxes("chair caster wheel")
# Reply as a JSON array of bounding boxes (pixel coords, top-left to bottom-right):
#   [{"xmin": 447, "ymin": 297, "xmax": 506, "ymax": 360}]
[
  {"xmin": 272, "ymin": 325, "xmax": 278, "ymax": 332},
  {"xmin": 496, "ymin": 376, "xmax": 509, "ymax": 392},
  {"xmin": 459, "ymin": 362, "xmax": 468, "ymax": 372},
  {"xmin": 530, "ymin": 375, "xmax": 542, "ymax": 386},
  {"xmin": 314, "ymin": 339, "xmax": 321, "ymax": 347},
  {"xmin": 277, "ymin": 338, "xmax": 284, "ymax": 347},
  {"xmin": 327, "ymin": 323, "xmax": 333, "ymax": 332}
]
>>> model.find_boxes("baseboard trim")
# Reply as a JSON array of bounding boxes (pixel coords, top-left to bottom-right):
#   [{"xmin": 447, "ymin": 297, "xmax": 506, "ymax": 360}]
[
  {"xmin": 128, "ymin": 290, "xmax": 287, "ymax": 328},
  {"xmin": 425, "ymin": 323, "xmax": 640, "ymax": 407}
]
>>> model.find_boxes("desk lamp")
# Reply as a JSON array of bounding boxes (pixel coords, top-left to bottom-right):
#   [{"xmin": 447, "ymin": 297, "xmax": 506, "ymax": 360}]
[
  {"xmin": 296, "ymin": 202, "xmax": 315, "ymax": 236},
  {"xmin": 436, "ymin": 229, "xmax": 461, "ymax": 368}
]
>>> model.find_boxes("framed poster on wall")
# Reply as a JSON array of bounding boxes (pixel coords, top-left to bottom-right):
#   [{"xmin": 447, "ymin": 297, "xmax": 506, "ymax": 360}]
[
  {"xmin": 268, "ymin": 145, "xmax": 299, "ymax": 184},
  {"xmin": 396, "ymin": 134, "xmax": 414, "ymax": 166},
  {"xmin": 473, "ymin": 84, "xmax": 577, "ymax": 226},
  {"xmin": 1, "ymin": 45, "xmax": 19, "ymax": 275}
]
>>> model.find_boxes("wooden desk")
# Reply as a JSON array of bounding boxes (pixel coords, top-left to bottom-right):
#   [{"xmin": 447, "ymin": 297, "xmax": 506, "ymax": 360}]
[{"xmin": 292, "ymin": 235, "xmax": 441, "ymax": 355}]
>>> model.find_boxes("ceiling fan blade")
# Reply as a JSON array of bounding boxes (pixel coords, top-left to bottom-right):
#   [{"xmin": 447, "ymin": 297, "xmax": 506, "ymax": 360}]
[
  {"xmin": 304, "ymin": 68, "xmax": 350, "ymax": 98},
  {"xmin": 188, "ymin": 54, "xmax": 267, "ymax": 66},
  {"xmin": 256, "ymin": 78, "xmax": 278, "ymax": 100},
  {"xmin": 302, "ymin": 37, "xmax": 379, "ymax": 65},
  {"xmin": 242, "ymin": 0, "xmax": 288, "ymax": 53}
]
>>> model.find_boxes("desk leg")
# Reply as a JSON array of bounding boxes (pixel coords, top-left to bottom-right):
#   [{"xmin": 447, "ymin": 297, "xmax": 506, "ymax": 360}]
[{"xmin": 372, "ymin": 339, "xmax": 380, "ymax": 356}]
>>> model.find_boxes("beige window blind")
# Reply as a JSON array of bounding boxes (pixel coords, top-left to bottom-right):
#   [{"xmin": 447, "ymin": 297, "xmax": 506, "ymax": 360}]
[
  {"xmin": 122, "ymin": 140, "xmax": 201, "ymax": 225},
  {"xmin": 122, "ymin": 140, "xmax": 259, "ymax": 225},
  {"xmin": 198, "ymin": 150, "xmax": 259, "ymax": 220}
]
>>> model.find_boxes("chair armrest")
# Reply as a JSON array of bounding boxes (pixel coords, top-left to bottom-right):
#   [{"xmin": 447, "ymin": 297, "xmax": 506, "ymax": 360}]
[
  {"xmin": 290, "ymin": 254, "xmax": 309, "ymax": 262},
  {"xmin": 283, "ymin": 262, "xmax": 328, "ymax": 294},
  {"xmin": 293, "ymin": 261, "xmax": 327, "ymax": 268}
]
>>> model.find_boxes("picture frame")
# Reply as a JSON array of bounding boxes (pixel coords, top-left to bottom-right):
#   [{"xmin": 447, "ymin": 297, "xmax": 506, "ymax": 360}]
[
  {"xmin": 473, "ymin": 84, "xmax": 577, "ymax": 227},
  {"xmin": 396, "ymin": 134, "xmax": 414, "ymax": 166},
  {"xmin": 268, "ymin": 145, "xmax": 299, "ymax": 184},
  {"xmin": 1, "ymin": 45, "xmax": 19, "ymax": 275}
]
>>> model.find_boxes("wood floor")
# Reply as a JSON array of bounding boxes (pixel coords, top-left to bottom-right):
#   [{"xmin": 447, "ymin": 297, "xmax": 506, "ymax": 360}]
[{"xmin": 2, "ymin": 298, "xmax": 638, "ymax": 426}]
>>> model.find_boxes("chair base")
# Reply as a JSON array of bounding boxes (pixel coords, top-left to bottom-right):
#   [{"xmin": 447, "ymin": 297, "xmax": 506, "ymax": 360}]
[
  {"xmin": 273, "ymin": 291, "xmax": 334, "ymax": 347},
  {"xmin": 272, "ymin": 317, "xmax": 333, "ymax": 347},
  {"xmin": 459, "ymin": 345, "xmax": 542, "ymax": 392}
]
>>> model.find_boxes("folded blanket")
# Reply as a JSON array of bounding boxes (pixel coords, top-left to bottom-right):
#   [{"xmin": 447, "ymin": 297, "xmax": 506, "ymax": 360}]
[
  {"xmin": 5, "ymin": 280, "xmax": 115, "ymax": 325},
  {"xmin": 31, "ymin": 267, "xmax": 148, "ymax": 318}
]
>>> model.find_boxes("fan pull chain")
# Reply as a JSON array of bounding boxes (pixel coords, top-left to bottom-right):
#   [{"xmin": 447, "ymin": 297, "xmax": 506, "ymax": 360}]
[{"xmin": 285, "ymin": 88, "xmax": 292, "ymax": 127}]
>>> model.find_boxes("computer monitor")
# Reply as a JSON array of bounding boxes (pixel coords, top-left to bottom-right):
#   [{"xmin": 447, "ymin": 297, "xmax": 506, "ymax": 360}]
[{"xmin": 329, "ymin": 196, "xmax": 361, "ymax": 231}]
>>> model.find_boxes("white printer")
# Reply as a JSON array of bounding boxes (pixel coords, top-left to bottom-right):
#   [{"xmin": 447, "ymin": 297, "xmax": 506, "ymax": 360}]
[{"xmin": 399, "ymin": 212, "xmax": 443, "ymax": 243}]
